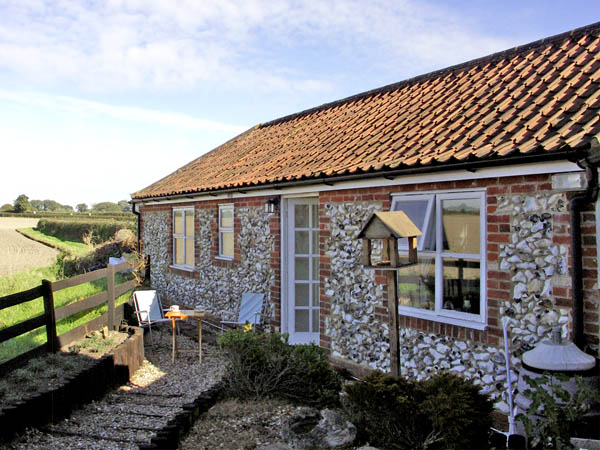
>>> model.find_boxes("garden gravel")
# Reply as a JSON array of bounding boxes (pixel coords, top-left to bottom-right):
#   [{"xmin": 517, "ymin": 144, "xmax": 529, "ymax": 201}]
[
  {"xmin": 4, "ymin": 325, "xmax": 226, "ymax": 449},
  {"xmin": 4, "ymin": 326, "xmax": 365, "ymax": 449}
]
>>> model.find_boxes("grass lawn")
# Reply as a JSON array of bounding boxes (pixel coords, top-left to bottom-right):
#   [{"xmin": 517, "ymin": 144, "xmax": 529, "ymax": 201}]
[
  {"xmin": 18, "ymin": 227, "xmax": 92, "ymax": 258},
  {"xmin": 0, "ymin": 230, "xmax": 136, "ymax": 364}
]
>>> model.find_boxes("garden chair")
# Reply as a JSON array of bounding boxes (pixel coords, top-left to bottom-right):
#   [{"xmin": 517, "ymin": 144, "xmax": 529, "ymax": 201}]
[
  {"xmin": 221, "ymin": 293, "xmax": 264, "ymax": 331},
  {"xmin": 132, "ymin": 290, "xmax": 179, "ymax": 346}
]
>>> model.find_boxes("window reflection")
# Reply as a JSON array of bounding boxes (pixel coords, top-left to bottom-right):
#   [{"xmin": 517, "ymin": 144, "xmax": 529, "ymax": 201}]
[
  {"xmin": 441, "ymin": 258, "xmax": 480, "ymax": 314},
  {"xmin": 397, "ymin": 255, "xmax": 435, "ymax": 311},
  {"xmin": 441, "ymin": 199, "xmax": 480, "ymax": 254}
]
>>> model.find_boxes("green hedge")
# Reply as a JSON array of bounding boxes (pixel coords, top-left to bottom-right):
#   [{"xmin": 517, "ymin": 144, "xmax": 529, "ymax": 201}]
[
  {"xmin": 36, "ymin": 219, "xmax": 136, "ymax": 244},
  {"xmin": 0, "ymin": 212, "xmax": 135, "ymax": 220}
]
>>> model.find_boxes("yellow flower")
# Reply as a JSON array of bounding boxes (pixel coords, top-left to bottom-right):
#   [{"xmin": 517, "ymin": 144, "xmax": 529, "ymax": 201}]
[{"xmin": 242, "ymin": 322, "xmax": 253, "ymax": 333}]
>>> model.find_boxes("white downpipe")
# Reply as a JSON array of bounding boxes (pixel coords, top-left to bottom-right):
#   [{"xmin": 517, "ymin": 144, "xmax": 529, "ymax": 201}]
[{"xmin": 502, "ymin": 316, "xmax": 517, "ymax": 436}]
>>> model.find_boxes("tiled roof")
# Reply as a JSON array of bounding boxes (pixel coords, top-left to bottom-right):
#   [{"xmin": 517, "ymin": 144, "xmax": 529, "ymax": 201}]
[{"xmin": 132, "ymin": 22, "xmax": 600, "ymax": 200}]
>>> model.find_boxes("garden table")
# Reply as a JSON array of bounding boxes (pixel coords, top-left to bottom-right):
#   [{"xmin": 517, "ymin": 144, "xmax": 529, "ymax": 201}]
[{"xmin": 164, "ymin": 309, "xmax": 205, "ymax": 363}]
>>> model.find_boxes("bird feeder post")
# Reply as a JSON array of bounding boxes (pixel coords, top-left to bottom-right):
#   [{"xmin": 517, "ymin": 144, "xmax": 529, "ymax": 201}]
[
  {"xmin": 387, "ymin": 268, "xmax": 400, "ymax": 377},
  {"xmin": 358, "ymin": 211, "xmax": 422, "ymax": 378}
]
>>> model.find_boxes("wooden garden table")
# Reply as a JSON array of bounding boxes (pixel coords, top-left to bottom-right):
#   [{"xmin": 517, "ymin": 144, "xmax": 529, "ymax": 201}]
[{"xmin": 164, "ymin": 310, "xmax": 205, "ymax": 363}]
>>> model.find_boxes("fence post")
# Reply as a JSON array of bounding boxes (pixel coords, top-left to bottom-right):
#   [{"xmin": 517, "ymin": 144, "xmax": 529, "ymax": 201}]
[
  {"xmin": 145, "ymin": 254, "xmax": 151, "ymax": 284},
  {"xmin": 41, "ymin": 279, "xmax": 58, "ymax": 353},
  {"xmin": 107, "ymin": 263, "xmax": 116, "ymax": 330}
]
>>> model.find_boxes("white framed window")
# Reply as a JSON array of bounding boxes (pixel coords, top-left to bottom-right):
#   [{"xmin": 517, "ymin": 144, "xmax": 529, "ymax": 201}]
[
  {"xmin": 173, "ymin": 207, "xmax": 195, "ymax": 268},
  {"xmin": 391, "ymin": 190, "xmax": 487, "ymax": 328},
  {"xmin": 218, "ymin": 204, "xmax": 234, "ymax": 259}
]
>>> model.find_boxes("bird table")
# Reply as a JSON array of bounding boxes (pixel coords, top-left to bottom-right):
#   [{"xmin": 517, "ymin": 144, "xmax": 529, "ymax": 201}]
[{"xmin": 164, "ymin": 309, "xmax": 205, "ymax": 363}]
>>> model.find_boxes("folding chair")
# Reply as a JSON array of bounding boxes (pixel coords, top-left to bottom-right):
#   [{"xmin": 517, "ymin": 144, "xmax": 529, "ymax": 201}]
[
  {"xmin": 132, "ymin": 290, "xmax": 179, "ymax": 346},
  {"xmin": 222, "ymin": 293, "xmax": 264, "ymax": 330}
]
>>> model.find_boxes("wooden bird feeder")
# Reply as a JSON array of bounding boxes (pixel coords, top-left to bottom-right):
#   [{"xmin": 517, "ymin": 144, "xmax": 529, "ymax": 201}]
[
  {"xmin": 358, "ymin": 211, "xmax": 422, "ymax": 378},
  {"xmin": 358, "ymin": 211, "xmax": 421, "ymax": 269}
]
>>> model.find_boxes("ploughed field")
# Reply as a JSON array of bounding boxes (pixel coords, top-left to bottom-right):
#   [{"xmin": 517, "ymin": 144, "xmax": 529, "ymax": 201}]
[{"xmin": 0, "ymin": 218, "xmax": 58, "ymax": 277}]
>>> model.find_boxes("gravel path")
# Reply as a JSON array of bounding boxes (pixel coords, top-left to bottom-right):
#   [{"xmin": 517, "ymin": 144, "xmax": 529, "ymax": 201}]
[
  {"xmin": 5, "ymin": 326, "xmax": 227, "ymax": 449},
  {"xmin": 0, "ymin": 218, "xmax": 57, "ymax": 277}
]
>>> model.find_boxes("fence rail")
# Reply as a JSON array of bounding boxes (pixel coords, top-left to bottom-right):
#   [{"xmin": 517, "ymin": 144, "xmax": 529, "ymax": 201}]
[{"xmin": 0, "ymin": 258, "xmax": 147, "ymax": 374}]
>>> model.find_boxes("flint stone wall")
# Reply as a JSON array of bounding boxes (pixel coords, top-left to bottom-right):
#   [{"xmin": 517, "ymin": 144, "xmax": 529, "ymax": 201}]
[
  {"xmin": 322, "ymin": 191, "xmax": 570, "ymax": 408},
  {"xmin": 141, "ymin": 206, "xmax": 275, "ymax": 322},
  {"xmin": 323, "ymin": 202, "xmax": 389, "ymax": 371}
]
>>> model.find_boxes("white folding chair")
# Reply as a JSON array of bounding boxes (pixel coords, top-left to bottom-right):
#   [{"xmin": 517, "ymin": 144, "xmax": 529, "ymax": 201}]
[
  {"xmin": 222, "ymin": 293, "xmax": 264, "ymax": 330},
  {"xmin": 132, "ymin": 290, "xmax": 178, "ymax": 346}
]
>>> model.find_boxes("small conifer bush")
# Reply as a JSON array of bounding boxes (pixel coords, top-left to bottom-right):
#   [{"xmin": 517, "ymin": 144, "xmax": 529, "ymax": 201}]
[
  {"xmin": 217, "ymin": 330, "xmax": 341, "ymax": 408},
  {"xmin": 343, "ymin": 371, "xmax": 493, "ymax": 450}
]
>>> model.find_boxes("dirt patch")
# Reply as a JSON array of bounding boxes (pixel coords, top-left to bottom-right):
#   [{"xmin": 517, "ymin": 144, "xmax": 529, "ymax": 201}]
[
  {"xmin": 66, "ymin": 329, "xmax": 129, "ymax": 358},
  {"xmin": 0, "ymin": 217, "xmax": 58, "ymax": 277}
]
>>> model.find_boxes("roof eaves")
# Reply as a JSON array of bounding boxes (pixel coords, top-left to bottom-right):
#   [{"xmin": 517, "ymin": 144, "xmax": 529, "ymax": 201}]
[{"xmin": 131, "ymin": 145, "xmax": 587, "ymax": 202}]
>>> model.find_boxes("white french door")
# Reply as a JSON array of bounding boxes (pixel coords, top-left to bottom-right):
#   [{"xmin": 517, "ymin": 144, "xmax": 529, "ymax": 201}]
[{"xmin": 286, "ymin": 198, "xmax": 320, "ymax": 344}]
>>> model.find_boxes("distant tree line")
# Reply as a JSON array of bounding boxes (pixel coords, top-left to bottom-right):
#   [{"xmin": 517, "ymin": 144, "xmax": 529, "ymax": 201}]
[{"xmin": 1, "ymin": 195, "xmax": 131, "ymax": 214}]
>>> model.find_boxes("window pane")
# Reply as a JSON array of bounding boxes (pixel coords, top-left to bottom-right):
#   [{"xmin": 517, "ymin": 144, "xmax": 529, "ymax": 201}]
[
  {"xmin": 394, "ymin": 199, "xmax": 433, "ymax": 250},
  {"xmin": 397, "ymin": 255, "xmax": 435, "ymax": 310},
  {"xmin": 175, "ymin": 238, "xmax": 184, "ymax": 265},
  {"xmin": 221, "ymin": 231, "xmax": 234, "ymax": 257},
  {"xmin": 295, "ymin": 231, "xmax": 309, "ymax": 254},
  {"xmin": 312, "ymin": 309, "xmax": 319, "ymax": 333},
  {"xmin": 295, "ymin": 257, "xmax": 309, "ymax": 280},
  {"xmin": 312, "ymin": 283, "xmax": 319, "ymax": 307},
  {"xmin": 295, "ymin": 309, "xmax": 309, "ymax": 332},
  {"xmin": 294, "ymin": 205, "xmax": 309, "ymax": 228},
  {"xmin": 394, "ymin": 200, "xmax": 428, "ymax": 228},
  {"xmin": 311, "ymin": 204, "xmax": 319, "ymax": 228},
  {"xmin": 220, "ymin": 207, "xmax": 233, "ymax": 228},
  {"xmin": 174, "ymin": 211, "xmax": 183, "ymax": 235},
  {"xmin": 442, "ymin": 198, "xmax": 480, "ymax": 254},
  {"xmin": 312, "ymin": 256, "xmax": 319, "ymax": 281},
  {"xmin": 295, "ymin": 283, "xmax": 309, "ymax": 306},
  {"xmin": 185, "ymin": 212, "xmax": 194, "ymax": 237},
  {"xmin": 442, "ymin": 258, "xmax": 480, "ymax": 314},
  {"xmin": 311, "ymin": 231, "xmax": 319, "ymax": 254},
  {"xmin": 185, "ymin": 238, "xmax": 194, "ymax": 266}
]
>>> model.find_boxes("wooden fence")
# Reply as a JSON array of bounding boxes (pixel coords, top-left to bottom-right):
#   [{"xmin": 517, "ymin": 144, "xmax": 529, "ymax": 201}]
[{"xmin": 0, "ymin": 259, "xmax": 146, "ymax": 374}]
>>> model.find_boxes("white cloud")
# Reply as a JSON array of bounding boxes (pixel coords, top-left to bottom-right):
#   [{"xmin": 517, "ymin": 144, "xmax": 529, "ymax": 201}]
[
  {"xmin": 0, "ymin": 89, "xmax": 247, "ymax": 133},
  {"xmin": 1, "ymin": 125, "xmax": 197, "ymax": 207},
  {"xmin": 0, "ymin": 89, "xmax": 247, "ymax": 207},
  {"xmin": 0, "ymin": 0, "xmax": 513, "ymax": 93}
]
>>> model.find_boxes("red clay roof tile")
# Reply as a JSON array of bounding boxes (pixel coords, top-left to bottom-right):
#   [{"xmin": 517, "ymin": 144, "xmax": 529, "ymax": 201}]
[{"xmin": 132, "ymin": 22, "xmax": 600, "ymax": 199}]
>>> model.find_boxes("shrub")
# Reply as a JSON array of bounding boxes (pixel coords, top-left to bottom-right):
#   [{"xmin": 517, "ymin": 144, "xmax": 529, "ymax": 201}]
[
  {"xmin": 343, "ymin": 371, "xmax": 493, "ymax": 450},
  {"xmin": 36, "ymin": 219, "xmax": 136, "ymax": 244},
  {"xmin": 517, "ymin": 373, "xmax": 600, "ymax": 449},
  {"xmin": 217, "ymin": 330, "xmax": 341, "ymax": 408},
  {"xmin": 58, "ymin": 234, "xmax": 137, "ymax": 277}
]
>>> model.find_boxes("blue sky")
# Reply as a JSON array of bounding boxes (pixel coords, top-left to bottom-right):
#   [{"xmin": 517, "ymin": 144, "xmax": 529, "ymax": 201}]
[{"xmin": 1, "ymin": 0, "xmax": 599, "ymax": 208}]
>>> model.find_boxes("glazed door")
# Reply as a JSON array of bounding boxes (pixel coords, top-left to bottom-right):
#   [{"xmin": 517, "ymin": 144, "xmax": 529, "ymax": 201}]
[{"xmin": 286, "ymin": 198, "xmax": 320, "ymax": 344}]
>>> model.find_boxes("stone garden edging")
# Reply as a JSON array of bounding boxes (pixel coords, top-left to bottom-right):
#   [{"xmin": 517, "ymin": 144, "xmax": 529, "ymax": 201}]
[{"xmin": 138, "ymin": 381, "xmax": 225, "ymax": 449}]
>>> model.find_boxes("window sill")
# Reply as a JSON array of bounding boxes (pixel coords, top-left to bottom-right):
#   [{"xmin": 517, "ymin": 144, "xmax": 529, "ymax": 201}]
[
  {"xmin": 398, "ymin": 307, "xmax": 487, "ymax": 331},
  {"xmin": 169, "ymin": 264, "xmax": 195, "ymax": 272},
  {"xmin": 215, "ymin": 256, "xmax": 234, "ymax": 262}
]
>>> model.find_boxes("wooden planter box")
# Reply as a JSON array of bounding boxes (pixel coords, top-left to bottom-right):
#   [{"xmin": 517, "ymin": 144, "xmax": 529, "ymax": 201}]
[{"xmin": 0, "ymin": 326, "xmax": 144, "ymax": 442}]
